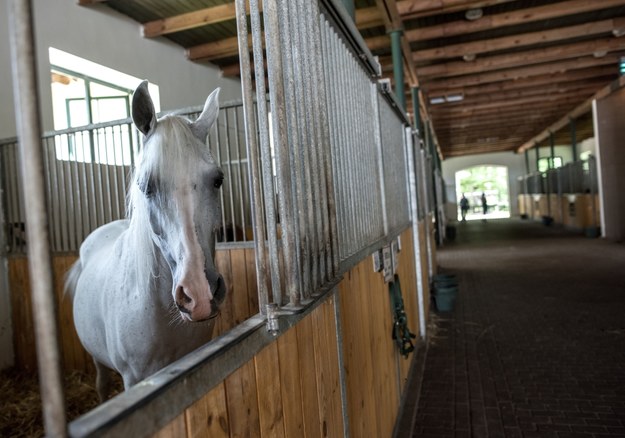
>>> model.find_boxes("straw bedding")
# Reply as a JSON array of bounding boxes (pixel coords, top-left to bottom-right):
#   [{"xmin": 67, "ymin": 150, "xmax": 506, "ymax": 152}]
[{"xmin": 0, "ymin": 368, "xmax": 122, "ymax": 438}]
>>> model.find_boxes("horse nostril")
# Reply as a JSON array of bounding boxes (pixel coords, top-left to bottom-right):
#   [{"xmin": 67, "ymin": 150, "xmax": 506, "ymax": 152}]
[{"xmin": 175, "ymin": 286, "xmax": 193, "ymax": 305}]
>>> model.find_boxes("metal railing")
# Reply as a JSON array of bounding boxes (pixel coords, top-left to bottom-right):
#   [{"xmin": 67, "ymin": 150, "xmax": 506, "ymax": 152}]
[
  {"xmin": 0, "ymin": 100, "xmax": 255, "ymax": 254},
  {"xmin": 517, "ymin": 157, "xmax": 598, "ymax": 195},
  {"xmin": 236, "ymin": 0, "xmax": 413, "ymax": 311}
]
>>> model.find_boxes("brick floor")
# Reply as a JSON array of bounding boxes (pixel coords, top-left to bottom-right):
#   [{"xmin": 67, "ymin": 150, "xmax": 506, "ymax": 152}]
[{"xmin": 412, "ymin": 219, "xmax": 625, "ymax": 438}]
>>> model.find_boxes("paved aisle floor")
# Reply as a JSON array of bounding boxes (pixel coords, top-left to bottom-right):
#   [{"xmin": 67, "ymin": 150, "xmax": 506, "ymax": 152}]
[{"xmin": 413, "ymin": 219, "xmax": 625, "ymax": 438}]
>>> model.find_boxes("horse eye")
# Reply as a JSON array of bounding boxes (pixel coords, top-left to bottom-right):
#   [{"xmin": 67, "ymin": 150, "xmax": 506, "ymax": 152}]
[
  {"xmin": 139, "ymin": 178, "xmax": 156, "ymax": 198},
  {"xmin": 214, "ymin": 177, "xmax": 223, "ymax": 189}
]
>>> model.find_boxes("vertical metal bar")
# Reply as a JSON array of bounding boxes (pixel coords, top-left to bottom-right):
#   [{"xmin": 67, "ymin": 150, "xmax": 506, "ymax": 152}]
[
  {"xmin": 534, "ymin": 142, "xmax": 540, "ymax": 172},
  {"xmin": 48, "ymin": 137, "xmax": 62, "ymax": 251},
  {"xmin": 405, "ymin": 127, "xmax": 427, "ymax": 339},
  {"xmin": 524, "ymin": 150, "xmax": 530, "ymax": 174},
  {"xmin": 8, "ymin": 1, "xmax": 67, "ymax": 435},
  {"xmin": 549, "ymin": 131, "xmax": 555, "ymax": 170},
  {"xmin": 570, "ymin": 118, "xmax": 578, "ymax": 162},
  {"xmin": 322, "ymin": 21, "xmax": 344, "ymax": 267},
  {"xmin": 235, "ymin": 0, "xmax": 270, "ymax": 311},
  {"xmin": 304, "ymin": 0, "xmax": 326, "ymax": 289},
  {"xmin": 372, "ymin": 85, "xmax": 389, "ymax": 235},
  {"xmin": 389, "ymin": 29, "xmax": 405, "ymax": 111},
  {"xmin": 215, "ymin": 122, "xmax": 228, "ymax": 241},
  {"xmin": 265, "ymin": 0, "xmax": 301, "ymax": 305},
  {"xmin": 233, "ymin": 107, "xmax": 247, "ymax": 241},
  {"xmin": 313, "ymin": 10, "xmax": 337, "ymax": 281},
  {"xmin": 281, "ymin": 0, "xmax": 309, "ymax": 300},
  {"xmin": 411, "ymin": 87, "xmax": 421, "ymax": 135},
  {"xmin": 254, "ymin": 0, "xmax": 290, "ymax": 305},
  {"xmin": 224, "ymin": 109, "xmax": 237, "ymax": 238}
]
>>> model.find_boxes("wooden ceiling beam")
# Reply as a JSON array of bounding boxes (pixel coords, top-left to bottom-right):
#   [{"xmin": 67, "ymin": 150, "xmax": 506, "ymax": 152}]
[
  {"xmin": 415, "ymin": 38, "xmax": 625, "ymax": 79},
  {"xmin": 422, "ymin": 53, "xmax": 622, "ymax": 91},
  {"xmin": 412, "ymin": 18, "xmax": 625, "ymax": 61},
  {"xmin": 431, "ymin": 83, "xmax": 603, "ymax": 108},
  {"xmin": 429, "ymin": 67, "xmax": 616, "ymax": 98},
  {"xmin": 143, "ymin": 3, "xmax": 240, "ymax": 38},
  {"xmin": 517, "ymin": 75, "xmax": 625, "ymax": 152},
  {"xmin": 398, "ymin": 0, "xmax": 517, "ymax": 20},
  {"xmin": 406, "ymin": 0, "xmax": 625, "ymax": 42}
]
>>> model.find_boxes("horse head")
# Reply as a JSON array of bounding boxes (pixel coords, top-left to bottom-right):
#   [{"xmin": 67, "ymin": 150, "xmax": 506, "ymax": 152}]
[{"xmin": 130, "ymin": 81, "xmax": 225, "ymax": 322}]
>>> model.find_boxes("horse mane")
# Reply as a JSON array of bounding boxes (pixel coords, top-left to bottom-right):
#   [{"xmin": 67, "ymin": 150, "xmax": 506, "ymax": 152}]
[{"xmin": 126, "ymin": 115, "xmax": 215, "ymax": 290}]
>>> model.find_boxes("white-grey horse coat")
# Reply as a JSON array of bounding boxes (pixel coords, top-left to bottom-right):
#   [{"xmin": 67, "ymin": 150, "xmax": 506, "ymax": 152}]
[{"xmin": 66, "ymin": 81, "xmax": 226, "ymax": 398}]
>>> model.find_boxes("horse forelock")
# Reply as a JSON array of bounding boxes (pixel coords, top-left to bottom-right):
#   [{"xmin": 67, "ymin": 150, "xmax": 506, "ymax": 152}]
[{"xmin": 126, "ymin": 115, "xmax": 217, "ymax": 287}]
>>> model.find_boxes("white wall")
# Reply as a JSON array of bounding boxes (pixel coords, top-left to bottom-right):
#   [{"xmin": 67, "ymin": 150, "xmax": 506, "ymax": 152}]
[
  {"xmin": 0, "ymin": 0, "xmax": 242, "ymax": 369},
  {"xmin": 441, "ymin": 151, "xmax": 526, "ymax": 217},
  {"xmin": 1, "ymin": 0, "xmax": 242, "ymax": 138}
]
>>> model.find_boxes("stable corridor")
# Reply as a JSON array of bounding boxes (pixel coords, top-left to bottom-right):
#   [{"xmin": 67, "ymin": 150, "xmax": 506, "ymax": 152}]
[{"xmin": 411, "ymin": 219, "xmax": 625, "ymax": 438}]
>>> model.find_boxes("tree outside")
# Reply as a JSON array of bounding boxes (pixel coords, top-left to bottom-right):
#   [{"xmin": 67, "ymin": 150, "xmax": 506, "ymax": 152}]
[{"xmin": 455, "ymin": 165, "xmax": 510, "ymax": 221}]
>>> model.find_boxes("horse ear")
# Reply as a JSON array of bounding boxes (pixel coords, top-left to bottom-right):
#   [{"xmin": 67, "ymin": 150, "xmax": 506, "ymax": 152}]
[
  {"xmin": 132, "ymin": 80, "xmax": 157, "ymax": 136},
  {"xmin": 191, "ymin": 88, "xmax": 220, "ymax": 141}
]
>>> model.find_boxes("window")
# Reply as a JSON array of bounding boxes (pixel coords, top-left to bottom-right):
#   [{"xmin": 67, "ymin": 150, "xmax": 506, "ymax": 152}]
[
  {"xmin": 537, "ymin": 156, "xmax": 562, "ymax": 173},
  {"xmin": 49, "ymin": 48, "xmax": 159, "ymax": 165}
]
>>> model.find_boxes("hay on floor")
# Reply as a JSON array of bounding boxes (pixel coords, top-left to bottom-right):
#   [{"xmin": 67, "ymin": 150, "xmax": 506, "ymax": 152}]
[{"xmin": 0, "ymin": 367, "xmax": 123, "ymax": 438}]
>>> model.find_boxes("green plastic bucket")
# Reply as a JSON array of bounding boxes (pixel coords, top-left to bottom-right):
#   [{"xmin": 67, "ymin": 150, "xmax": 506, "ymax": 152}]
[{"xmin": 434, "ymin": 286, "xmax": 457, "ymax": 312}]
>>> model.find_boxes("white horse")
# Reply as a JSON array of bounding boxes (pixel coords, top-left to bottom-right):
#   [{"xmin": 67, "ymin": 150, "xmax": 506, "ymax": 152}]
[{"xmin": 66, "ymin": 81, "xmax": 226, "ymax": 400}]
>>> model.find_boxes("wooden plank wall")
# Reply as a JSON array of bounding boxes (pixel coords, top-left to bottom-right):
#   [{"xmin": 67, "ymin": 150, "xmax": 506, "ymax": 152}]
[
  {"xmin": 10, "ymin": 224, "xmax": 430, "ymax": 437},
  {"xmin": 516, "ymin": 194, "xmax": 601, "ymax": 229},
  {"xmin": 153, "ymin": 294, "xmax": 344, "ymax": 438},
  {"xmin": 153, "ymin": 225, "xmax": 425, "ymax": 438},
  {"xmin": 8, "ymin": 248, "xmax": 258, "ymax": 372}
]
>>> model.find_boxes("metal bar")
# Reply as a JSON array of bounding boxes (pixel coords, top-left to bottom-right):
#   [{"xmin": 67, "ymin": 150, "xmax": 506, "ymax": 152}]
[
  {"xmin": 570, "ymin": 118, "xmax": 578, "ymax": 162},
  {"xmin": 524, "ymin": 150, "xmax": 530, "ymax": 175},
  {"xmin": 264, "ymin": 0, "xmax": 301, "ymax": 306},
  {"xmin": 8, "ymin": 1, "xmax": 67, "ymax": 436},
  {"xmin": 411, "ymin": 87, "xmax": 421, "ymax": 136},
  {"xmin": 304, "ymin": 0, "xmax": 325, "ymax": 290},
  {"xmin": 372, "ymin": 85, "xmax": 389, "ymax": 235},
  {"xmin": 282, "ymin": 0, "xmax": 310, "ymax": 300},
  {"xmin": 253, "ymin": 0, "xmax": 288, "ymax": 305},
  {"xmin": 405, "ymin": 127, "xmax": 427, "ymax": 339},
  {"xmin": 233, "ymin": 107, "xmax": 248, "ymax": 242},
  {"xmin": 313, "ymin": 7, "xmax": 337, "ymax": 281},
  {"xmin": 214, "ymin": 123, "xmax": 228, "ymax": 242},
  {"xmin": 534, "ymin": 142, "xmax": 540, "ymax": 173},
  {"xmin": 224, "ymin": 109, "xmax": 237, "ymax": 239},
  {"xmin": 389, "ymin": 29, "xmax": 405, "ymax": 111},
  {"xmin": 322, "ymin": 20, "xmax": 344, "ymax": 268},
  {"xmin": 234, "ymin": 0, "xmax": 270, "ymax": 310}
]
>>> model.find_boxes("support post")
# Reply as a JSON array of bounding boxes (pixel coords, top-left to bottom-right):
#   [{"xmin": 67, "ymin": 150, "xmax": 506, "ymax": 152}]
[
  {"xmin": 535, "ymin": 142, "xmax": 540, "ymax": 172},
  {"xmin": 524, "ymin": 149, "xmax": 530, "ymax": 174},
  {"xmin": 549, "ymin": 131, "xmax": 555, "ymax": 169},
  {"xmin": 389, "ymin": 29, "xmax": 405, "ymax": 111},
  {"xmin": 411, "ymin": 86, "xmax": 421, "ymax": 135},
  {"xmin": 8, "ymin": 1, "xmax": 67, "ymax": 436},
  {"xmin": 570, "ymin": 118, "xmax": 578, "ymax": 162}
]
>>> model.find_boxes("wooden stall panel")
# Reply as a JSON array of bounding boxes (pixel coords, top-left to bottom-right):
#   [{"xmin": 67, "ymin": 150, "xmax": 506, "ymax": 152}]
[
  {"xmin": 160, "ymin": 296, "xmax": 344, "ymax": 438},
  {"xmin": 10, "ymin": 247, "xmax": 259, "ymax": 372},
  {"xmin": 396, "ymin": 228, "xmax": 419, "ymax": 384},
  {"xmin": 418, "ymin": 220, "xmax": 431, "ymax": 324},
  {"xmin": 338, "ymin": 226, "xmax": 422, "ymax": 438}
]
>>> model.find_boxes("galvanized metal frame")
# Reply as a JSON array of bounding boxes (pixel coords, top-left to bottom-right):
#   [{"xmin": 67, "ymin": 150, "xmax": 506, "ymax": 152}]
[{"xmin": 8, "ymin": 0, "xmax": 67, "ymax": 435}]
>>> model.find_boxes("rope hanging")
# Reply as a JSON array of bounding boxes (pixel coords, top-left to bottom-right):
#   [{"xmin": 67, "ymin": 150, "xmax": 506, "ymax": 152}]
[{"xmin": 389, "ymin": 274, "xmax": 416, "ymax": 357}]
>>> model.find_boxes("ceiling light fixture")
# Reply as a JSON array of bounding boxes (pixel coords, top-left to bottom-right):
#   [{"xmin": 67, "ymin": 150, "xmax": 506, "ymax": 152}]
[
  {"xmin": 465, "ymin": 8, "xmax": 483, "ymax": 21},
  {"xmin": 463, "ymin": 53, "xmax": 476, "ymax": 62},
  {"xmin": 613, "ymin": 27, "xmax": 625, "ymax": 37},
  {"xmin": 593, "ymin": 50, "xmax": 608, "ymax": 58}
]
